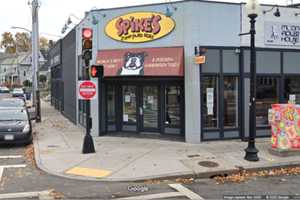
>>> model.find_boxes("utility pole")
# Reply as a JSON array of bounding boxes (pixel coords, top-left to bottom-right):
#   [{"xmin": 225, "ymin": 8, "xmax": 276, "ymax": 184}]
[{"xmin": 31, "ymin": 0, "xmax": 41, "ymax": 122}]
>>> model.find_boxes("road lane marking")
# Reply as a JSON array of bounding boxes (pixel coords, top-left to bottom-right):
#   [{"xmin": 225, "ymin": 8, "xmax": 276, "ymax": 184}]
[
  {"xmin": 0, "ymin": 155, "xmax": 23, "ymax": 159},
  {"xmin": 0, "ymin": 164, "xmax": 26, "ymax": 182},
  {"xmin": 0, "ymin": 190, "xmax": 52, "ymax": 199},
  {"xmin": 0, "ymin": 164, "xmax": 26, "ymax": 168},
  {"xmin": 115, "ymin": 184, "xmax": 204, "ymax": 200},
  {"xmin": 169, "ymin": 184, "xmax": 204, "ymax": 200},
  {"xmin": 0, "ymin": 168, "xmax": 3, "ymax": 183},
  {"xmin": 115, "ymin": 192, "xmax": 183, "ymax": 200}
]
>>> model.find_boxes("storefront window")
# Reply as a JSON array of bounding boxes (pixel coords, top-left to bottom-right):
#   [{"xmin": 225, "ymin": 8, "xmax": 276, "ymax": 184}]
[
  {"xmin": 165, "ymin": 86, "xmax": 181, "ymax": 127},
  {"xmin": 256, "ymin": 77, "xmax": 279, "ymax": 127},
  {"xmin": 122, "ymin": 86, "xmax": 137, "ymax": 123},
  {"xmin": 224, "ymin": 77, "xmax": 239, "ymax": 128},
  {"xmin": 203, "ymin": 76, "xmax": 219, "ymax": 129},
  {"xmin": 107, "ymin": 85, "xmax": 115, "ymax": 123},
  {"xmin": 284, "ymin": 76, "xmax": 300, "ymax": 104}
]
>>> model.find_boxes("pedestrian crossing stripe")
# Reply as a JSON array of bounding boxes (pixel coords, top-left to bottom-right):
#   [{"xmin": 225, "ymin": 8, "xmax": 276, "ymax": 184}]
[{"xmin": 65, "ymin": 167, "xmax": 111, "ymax": 178}]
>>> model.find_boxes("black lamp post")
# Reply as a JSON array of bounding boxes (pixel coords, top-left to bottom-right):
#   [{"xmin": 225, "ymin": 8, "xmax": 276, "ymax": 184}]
[{"xmin": 244, "ymin": 0, "xmax": 260, "ymax": 162}]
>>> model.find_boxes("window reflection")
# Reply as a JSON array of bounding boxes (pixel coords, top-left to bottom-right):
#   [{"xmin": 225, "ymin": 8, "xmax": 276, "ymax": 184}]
[
  {"xmin": 284, "ymin": 76, "xmax": 300, "ymax": 104},
  {"xmin": 122, "ymin": 86, "xmax": 137, "ymax": 123},
  {"xmin": 256, "ymin": 77, "xmax": 279, "ymax": 127},
  {"xmin": 165, "ymin": 86, "xmax": 181, "ymax": 127},
  {"xmin": 107, "ymin": 85, "xmax": 115, "ymax": 123},
  {"xmin": 224, "ymin": 77, "xmax": 238, "ymax": 128}
]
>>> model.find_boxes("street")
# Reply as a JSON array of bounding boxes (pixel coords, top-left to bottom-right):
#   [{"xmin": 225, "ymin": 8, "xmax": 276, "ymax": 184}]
[{"xmin": 0, "ymin": 144, "xmax": 299, "ymax": 199}]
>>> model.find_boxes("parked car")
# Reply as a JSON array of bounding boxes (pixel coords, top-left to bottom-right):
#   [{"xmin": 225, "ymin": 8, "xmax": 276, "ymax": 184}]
[
  {"xmin": 0, "ymin": 98, "xmax": 26, "ymax": 109},
  {"xmin": 0, "ymin": 87, "xmax": 10, "ymax": 93},
  {"xmin": 12, "ymin": 88, "xmax": 25, "ymax": 99},
  {"xmin": 0, "ymin": 109, "xmax": 32, "ymax": 145}
]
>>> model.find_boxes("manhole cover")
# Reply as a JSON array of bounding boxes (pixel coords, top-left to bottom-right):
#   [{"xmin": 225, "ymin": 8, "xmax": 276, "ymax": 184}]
[{"xmin": 198, "ymin": 161, "xmax": 219, "ymax": 168}]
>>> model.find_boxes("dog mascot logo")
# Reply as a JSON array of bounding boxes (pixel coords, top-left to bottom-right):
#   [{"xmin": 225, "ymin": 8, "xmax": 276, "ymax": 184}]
[{"xmin": 118, "ymin": 52, "xmax": 147, "ymax": 75}]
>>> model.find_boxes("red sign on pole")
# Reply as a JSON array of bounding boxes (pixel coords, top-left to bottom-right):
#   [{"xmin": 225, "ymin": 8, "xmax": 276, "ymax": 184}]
[{"xmin": 78, "ymin": 81, "xmax": 97, "ymax": 100}]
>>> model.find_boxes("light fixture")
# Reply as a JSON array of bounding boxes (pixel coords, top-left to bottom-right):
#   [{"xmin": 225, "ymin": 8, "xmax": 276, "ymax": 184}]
[
  {"xmin": 91, "ymin": 13, "xmax": 106, "ymax": 25},
  {"xmin": 164, "ymin": 1, "xmax": 177, "ymax": 17},
  {"xmin": 246, "ymin": 0, "xmax": 260, "ymax": 17},
  {"xmin": 61, "ymin": 14, "xmax": 81, "ymax": 34},
  {"xmin": 244, "ymin": 0, "xmax": 260, "ymax": 162},
  {"xmin": 262, "ymin": 5, "xmax": 281, "ymax": 17}
]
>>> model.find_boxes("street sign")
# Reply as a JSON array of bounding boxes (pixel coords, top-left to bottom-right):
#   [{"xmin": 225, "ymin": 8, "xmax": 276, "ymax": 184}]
[{"xmin": 78, "ymin": 81, "xmax": 97, "ymax": 100}]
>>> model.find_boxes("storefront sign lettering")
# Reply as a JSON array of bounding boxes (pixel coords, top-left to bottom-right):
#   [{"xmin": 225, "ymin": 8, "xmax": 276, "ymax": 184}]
[
  {"xmin": 96, "ymin": 47, "xmax": 184, "ymax": 77},
  {"xmin": 265, "ymin": 22, "xmax": 300, "ymax": 46},
  {"xmin": 105, "ymin": 12, "xmax": 175, "ymax": 43}
]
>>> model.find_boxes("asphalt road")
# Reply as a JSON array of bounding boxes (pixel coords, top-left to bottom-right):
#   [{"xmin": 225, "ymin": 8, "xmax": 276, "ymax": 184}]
[{"xmin": 0, "ymin": 144, "xmax": 300, "ymax": 200}]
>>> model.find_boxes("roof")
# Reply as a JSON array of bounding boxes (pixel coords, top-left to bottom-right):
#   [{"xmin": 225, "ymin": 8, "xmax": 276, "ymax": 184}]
[
  {"xmin": 88, "ymin": 0, "xmax": 300, "ymax": 14},
  {"xmin": 0, "ymin": 53, "xmax": 28, "ymax": 66}
]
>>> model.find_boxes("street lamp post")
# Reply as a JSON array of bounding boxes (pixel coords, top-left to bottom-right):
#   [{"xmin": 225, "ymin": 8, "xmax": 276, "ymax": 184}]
[{"xmin": 244, "ymin": 0, "xmax": 260, "ymax": 162}]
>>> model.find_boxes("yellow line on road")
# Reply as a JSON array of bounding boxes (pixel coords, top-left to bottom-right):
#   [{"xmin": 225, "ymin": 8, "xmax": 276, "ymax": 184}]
[{"xmin": 65, "ymin": 167, "xmax": 111, "ymax": 178}]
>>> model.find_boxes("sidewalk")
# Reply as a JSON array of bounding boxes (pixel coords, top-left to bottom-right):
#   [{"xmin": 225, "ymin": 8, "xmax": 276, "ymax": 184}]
[{"xmin": 33, "ymin": 101, "xmax": 300, "ymax": 182}]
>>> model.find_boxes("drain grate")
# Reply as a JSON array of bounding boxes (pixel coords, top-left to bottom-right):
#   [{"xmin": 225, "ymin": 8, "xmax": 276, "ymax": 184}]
[{"xmin": 198, "ymin": 161, "xmax": 219, "ymax": 168}]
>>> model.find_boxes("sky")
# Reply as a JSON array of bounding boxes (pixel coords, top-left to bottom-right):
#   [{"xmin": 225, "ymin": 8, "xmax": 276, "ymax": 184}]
[{"xmin": 0, "ymin": 0, "xmax": 299, "ymax": 41}]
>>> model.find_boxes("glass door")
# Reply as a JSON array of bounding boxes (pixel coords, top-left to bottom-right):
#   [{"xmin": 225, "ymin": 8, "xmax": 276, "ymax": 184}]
[
  {"xmin": 141, "ymin": 86, "xmax": 159, "ymax": 131},
  {"xmin": 164, "ymin": 85, "xmax": 182, "ymax": 134},
  {"xmin": 122, "ymin": 85, "xmax": 137, "ymax": 131}
]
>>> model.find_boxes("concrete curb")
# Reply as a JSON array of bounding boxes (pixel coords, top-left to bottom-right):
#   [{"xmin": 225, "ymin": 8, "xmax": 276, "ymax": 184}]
[{"xmin": 33, "ymin": 137, "xmax": 300, "ymax": 182}]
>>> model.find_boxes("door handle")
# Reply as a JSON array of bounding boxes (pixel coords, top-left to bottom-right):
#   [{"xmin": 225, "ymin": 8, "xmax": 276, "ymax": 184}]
[{"xmin": 139, "ymin": 107, "xmax": 143, "ymax": 115}]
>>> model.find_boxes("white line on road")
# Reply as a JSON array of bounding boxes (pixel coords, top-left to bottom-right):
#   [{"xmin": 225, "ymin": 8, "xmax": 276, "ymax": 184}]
[
  {"xmin": 169, "ymin": 184, "xmax": 205, "ymax": 200},
  {"xmin": 115, "ymin": 192, "xmax": 183, "ymax": 200},
  {"xmin": 115, "ymin": 184, "xmax": 205, "ymax": 200},
  {"xmin": 0, "ymin": 164, "xmax": 26, "ymax": 168},
  {"xmin": 0, "ymin": 165, "xmax": 26, "ymax": 182},
  {"xmin": 0, "ymin": 190, "xmax": 52, "ymax": 199},
  {"xmin": 0, "ymin": 168, "xmax": 3, "ymax": 183},
  {"xmin": 0, "ymin": 155, "xmax": 23, "ymax": 159}
]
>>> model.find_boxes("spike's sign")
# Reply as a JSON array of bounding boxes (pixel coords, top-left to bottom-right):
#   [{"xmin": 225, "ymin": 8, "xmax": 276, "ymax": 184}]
[{"xmin": 105, "ymin": 12, "xmax": 175, "ymax": 43}]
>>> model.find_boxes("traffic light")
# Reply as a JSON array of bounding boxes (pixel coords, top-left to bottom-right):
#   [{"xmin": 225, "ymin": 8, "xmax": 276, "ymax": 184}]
[
  {"xmin": 82, "ymin": 28, "xmax": 93, "ymax": 66},
  {"xmin": 90, "ymin": 65, "xmax": 104, "ymax": 78}
]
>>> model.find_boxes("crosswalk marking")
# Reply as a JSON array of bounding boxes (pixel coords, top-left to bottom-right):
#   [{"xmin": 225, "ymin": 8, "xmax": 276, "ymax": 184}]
[
  {"xmin": 0, "ymin": 155, "xmax": 22, "ymax": 159},
  {"xmin": 115, "ymin": 192, "xmax": 183, "ymax": 200},
  {"xmin": 0, "ymin": 165, "xmax": 26, "ymax": 182},
  {"xmin": 0, "ymin": 168, "xmax": 3, "ymax": 183},
  {"xmin": 0, "ymin": 190, "xmax": 52, "ymax": 199},
  {"xmin": 169, "ymin": 184, "xmax": 205, "ymax": 200},
  {"xmin": 0, "ymin": 155, "xmax": 26, "ymax": 182},
  {"xmin": 115, "ymin": 184, "xmax": 204, "ymax": 200}
]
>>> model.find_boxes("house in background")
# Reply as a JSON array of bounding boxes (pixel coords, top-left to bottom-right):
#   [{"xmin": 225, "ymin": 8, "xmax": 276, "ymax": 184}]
[{"xmin": 0, "ymin": 51, "xmax": 46, "ymax": 88}]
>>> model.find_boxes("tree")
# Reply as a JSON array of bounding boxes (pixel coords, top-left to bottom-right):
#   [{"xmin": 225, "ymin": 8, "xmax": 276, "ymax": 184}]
[
  {"xmin": 39, "ymin": 74, "xmax": 47, "ymax": 83},
  {"xmin": 40, "ymin": 37, "xmax": 49, "ymax": 50},
  {"xmin": 0, "ymin": 32, "xmax": 16, "ymax": 53},
  {"xmin": 23, "ymin": 80, "xmax": 32, "ymax": 87},
  {"xmin": 15, "ymin": 32, "xmax": 31, "ymax": 52}
]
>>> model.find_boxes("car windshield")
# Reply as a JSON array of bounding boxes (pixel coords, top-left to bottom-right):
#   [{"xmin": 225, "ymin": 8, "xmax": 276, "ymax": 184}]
[
  {"xmin": 13, "ymin": 89, "xmax": 23, "ymax": 93},
  {"xmin": 0, "ymin": 110, "xmax": 27, "ymax": 121},
  {"xmin": 0, "ymin": 99, "xmax": 25, "ymax": 107}
]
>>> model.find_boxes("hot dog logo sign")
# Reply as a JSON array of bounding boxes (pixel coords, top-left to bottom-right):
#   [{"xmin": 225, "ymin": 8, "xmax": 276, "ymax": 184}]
[{"xmin": 105, "ymin": 12, "xmax": 175, "ymax": 43}]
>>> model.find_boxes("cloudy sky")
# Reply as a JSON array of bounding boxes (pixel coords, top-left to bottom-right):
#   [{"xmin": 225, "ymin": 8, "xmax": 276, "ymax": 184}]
[{"xmin": 0, "ymin": 0, "xmax": 298, "ymax": 41}]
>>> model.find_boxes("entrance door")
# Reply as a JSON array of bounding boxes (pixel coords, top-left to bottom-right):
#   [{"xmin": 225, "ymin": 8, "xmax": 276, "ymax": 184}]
[
  {"xmin": 122, "ymin": 85, "xmax": 137, "ymax": 131},
  {"xmin": 141, "ymin": 86, "xmax": 159, "ymax": 131}
]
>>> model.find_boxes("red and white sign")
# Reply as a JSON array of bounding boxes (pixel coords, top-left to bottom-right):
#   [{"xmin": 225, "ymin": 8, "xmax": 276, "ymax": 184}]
[
  {"xmin": 96, "ymin": 47, "xmax": 184, "ymax": 77},
  {"xmin": 78, "ymin": 81, "xmax": 97, "ymax": 100}
]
